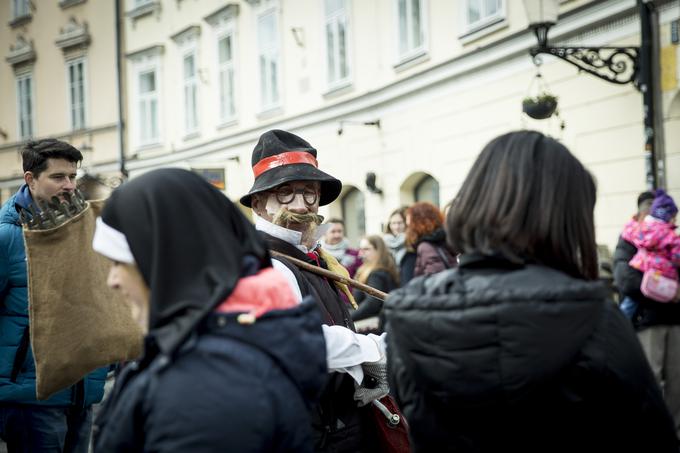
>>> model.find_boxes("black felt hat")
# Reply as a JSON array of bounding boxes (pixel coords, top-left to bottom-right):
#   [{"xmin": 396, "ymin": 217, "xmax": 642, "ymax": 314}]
[{"xmin": 240, "ymin": 130, "xmax": 342, "ymax": 208}]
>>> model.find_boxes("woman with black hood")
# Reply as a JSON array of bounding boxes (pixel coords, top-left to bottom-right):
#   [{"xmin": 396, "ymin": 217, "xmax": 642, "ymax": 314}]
[{"xmin": 91, "ymin": 168, "xmax": 326, "ymax": 452}]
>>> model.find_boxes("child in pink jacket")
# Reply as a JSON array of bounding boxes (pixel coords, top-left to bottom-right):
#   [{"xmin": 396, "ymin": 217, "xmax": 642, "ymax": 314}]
[{"xmin": 621, "ymin": 189, "xmax": 680, "ymax": 293}]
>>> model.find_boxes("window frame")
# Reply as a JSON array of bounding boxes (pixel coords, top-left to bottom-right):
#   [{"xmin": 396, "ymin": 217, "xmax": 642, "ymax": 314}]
[
  {"xmin": 394, "ymin": 0, "xmax": 427, "ymax": 64},
  {"xmin": 461, "ymin": 0, "xmax": 506, "ymax": 36},
  {"xmin": 12, "ymin": 0, "xmax": 30, "ymax": 19},
  {"xmin": 133, "ymin": 58, "xmax": 162, "ymax": 148},
  {"xmin": 66, "ymin": 57, "xmax": 88, "ymax": 131},
  {"xmin": 257, "ymin": 7, "xmax": 281, "ymax": 112},
  {"xmin": 216, "ymin": 25, "xmax": 236, "ymax": 125},
  {"xmin": 324, "ymin": 0, "xmax": 352, "ymax": 90},
  {"xmin": 16, "ymin": 72, "xmax": 34, "ymax": 141},
  {"xmin": 181, "ymin": 47, "xmax": 200, "ymax": 136}
]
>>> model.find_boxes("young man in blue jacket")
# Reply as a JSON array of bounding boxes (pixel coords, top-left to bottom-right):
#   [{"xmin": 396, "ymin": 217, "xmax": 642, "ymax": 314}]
[{"xmin": 0, "ymin": 139, "xmax": 106, "ymax": 453}]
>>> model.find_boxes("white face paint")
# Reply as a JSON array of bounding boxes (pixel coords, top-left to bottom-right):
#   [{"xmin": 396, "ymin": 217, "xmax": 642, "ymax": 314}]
[{"xmin": 264, "ymin": 196, "xmax": 283, "ymax": 219}]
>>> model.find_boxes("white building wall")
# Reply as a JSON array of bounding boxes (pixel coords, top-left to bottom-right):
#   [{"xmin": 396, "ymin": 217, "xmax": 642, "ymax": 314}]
[{"xmin": 118, "ymin": 0, "xmax": 679, "ymax": 251}]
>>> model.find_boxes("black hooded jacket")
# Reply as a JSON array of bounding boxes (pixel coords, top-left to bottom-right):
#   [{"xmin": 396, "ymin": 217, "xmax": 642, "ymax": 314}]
[
  {"xmin": 92, "ymin": 169, "xmax": 327, "ymax": 452},
  {"xmin": 384, "ymin": 254, "xmax": 678, "ymax": 452}
]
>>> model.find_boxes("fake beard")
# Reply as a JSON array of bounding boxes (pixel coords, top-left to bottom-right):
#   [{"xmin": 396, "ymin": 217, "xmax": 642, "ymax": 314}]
[{"xmin": 272, "ymin": 208, "xmax": 325, "ymax": 247}]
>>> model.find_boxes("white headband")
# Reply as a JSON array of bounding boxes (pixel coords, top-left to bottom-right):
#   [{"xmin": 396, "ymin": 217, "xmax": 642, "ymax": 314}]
[{"xmin": 92, "ymin": 217, "xmax": 135, "ymax": 264}]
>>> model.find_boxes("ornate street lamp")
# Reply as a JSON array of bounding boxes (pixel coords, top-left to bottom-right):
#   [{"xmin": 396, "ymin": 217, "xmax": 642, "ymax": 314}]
[{"xmin": 523, "ymin": 0, "xmax": 658, "ymax": 189}]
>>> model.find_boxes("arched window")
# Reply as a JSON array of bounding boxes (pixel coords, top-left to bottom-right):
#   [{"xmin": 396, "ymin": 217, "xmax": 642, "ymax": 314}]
[
  {"xmin": 414, "ymin": 175, "xmax": 439, "ymax": 207},
  {"xmin": 341, "ymin": 187, "xmax": 365, "ymax": 246}
]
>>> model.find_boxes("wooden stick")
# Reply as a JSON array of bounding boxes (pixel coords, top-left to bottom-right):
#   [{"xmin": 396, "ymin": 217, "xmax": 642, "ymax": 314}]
[{"xmin": 270, "ymin": 250, "xmax": 388, "ymax": 301}]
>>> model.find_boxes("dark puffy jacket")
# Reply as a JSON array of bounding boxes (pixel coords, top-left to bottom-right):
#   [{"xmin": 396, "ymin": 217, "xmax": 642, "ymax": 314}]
[
  {"xmin": 384, "ymin": 254, "xmax": 678, "ymax": 453},
  {"xmin": 413, "ymin": 228, "xmax": 456, "ymax": 277},
  {"xmin": 613, "ymin": 235, "xmax": 680, "ymax": 329},
  {"xmin": 0, "ymin": 187, "xmax": 106, "ymax": 406},
  {"xmin": 93, "ymin": 299, "xmax": 327, "ymax": 453}
]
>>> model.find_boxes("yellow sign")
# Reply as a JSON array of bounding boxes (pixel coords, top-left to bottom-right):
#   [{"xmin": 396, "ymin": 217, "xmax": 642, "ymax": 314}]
[{"xmin": 661, "ymin": 45, "xmax": 678, "ymax": 91}]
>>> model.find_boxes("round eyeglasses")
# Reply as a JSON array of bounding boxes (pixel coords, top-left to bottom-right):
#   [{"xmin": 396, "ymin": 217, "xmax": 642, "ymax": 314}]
[{"xmin": 274, "ymin": 186, "xmax": 319, "ymax": 205}]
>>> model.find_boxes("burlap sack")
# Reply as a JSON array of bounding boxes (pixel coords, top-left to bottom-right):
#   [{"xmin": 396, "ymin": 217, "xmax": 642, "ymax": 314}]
[{"xmin": 23, "ymin": 199, "xmax": 143, "ymax": 400}]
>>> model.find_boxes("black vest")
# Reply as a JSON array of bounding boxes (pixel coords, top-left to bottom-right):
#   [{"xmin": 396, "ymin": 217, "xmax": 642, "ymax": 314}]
[{"xmin": 263, "ymin": 233, "xmax": 377, "ymax": 453}]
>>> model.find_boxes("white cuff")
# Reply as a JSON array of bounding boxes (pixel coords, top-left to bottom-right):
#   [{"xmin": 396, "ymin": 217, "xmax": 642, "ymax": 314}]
[{"xmin": 322, "ymin": 326, "xmax": 385, "ymax": 383}]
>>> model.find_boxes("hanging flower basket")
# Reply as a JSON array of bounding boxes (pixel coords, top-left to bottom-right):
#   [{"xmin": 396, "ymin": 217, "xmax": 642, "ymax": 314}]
[{"xmin": 522, "ymin": 93, "xmax": 558, "ymax": 120}]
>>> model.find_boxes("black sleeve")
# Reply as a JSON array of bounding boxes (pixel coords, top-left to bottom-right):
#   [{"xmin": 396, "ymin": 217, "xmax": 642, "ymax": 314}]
[
  {"xmin": 612, "ymin": 236, "xmax": 644, "ymax": 299},
  {"xmin": 351, "ymin": 272, "xmax": 389, "ymax": 321}
]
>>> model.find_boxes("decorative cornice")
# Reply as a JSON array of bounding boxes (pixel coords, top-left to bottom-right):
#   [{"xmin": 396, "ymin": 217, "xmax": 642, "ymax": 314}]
[
  {"xmin": 204, "ymin": 4, "xmax": 240, "ymax": 26},
  {"xmin": 5, "ymin": 36, "xmax": 36, "ymax": 67},
  {"xmin": 126, "ymin": 1, "xmax": 161, "ymax": 21},
  {"xmin": 170, "ymin": 25, "xmax": 201, "ymax": 45},
  {"xmin": 8, "ymin": 13, "xmax": 32, "ymax": 28},
  {"xmin": 55, "ymin": 18, "xmax": 91, "ymax": 51},
  {"xmin": 59, "ymin": 0, "xmax": 87, "ymax": 10},
  {"xmin": 125, "ymin": 44, "xmax": 164, "ymax": 60}
]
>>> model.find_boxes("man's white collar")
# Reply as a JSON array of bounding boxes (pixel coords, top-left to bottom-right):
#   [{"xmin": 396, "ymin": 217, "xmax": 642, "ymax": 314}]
[{"xmin": 254, "ymin": 215, "xmax": 331, "ymax": 253}]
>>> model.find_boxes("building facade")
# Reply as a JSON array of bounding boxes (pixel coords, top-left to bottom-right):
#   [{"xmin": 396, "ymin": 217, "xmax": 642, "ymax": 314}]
[
  {"xmin": 0, "ymin": 0, "xmax": 123, "ymax": 202},
  {"xmin": 2, "ymin": 0, "xmax": 679, "ymax": 252}
]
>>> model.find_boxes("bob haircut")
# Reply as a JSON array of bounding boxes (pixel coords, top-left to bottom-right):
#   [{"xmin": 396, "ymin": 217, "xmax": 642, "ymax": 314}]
[{"xmin": 446, "ymin": 130, "xmax": 598, "ymax": 280}]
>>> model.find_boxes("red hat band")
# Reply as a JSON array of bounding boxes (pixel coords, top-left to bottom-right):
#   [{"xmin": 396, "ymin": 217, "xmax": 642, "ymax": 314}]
[{"xmin": 252, "ymin": 151, "xmax": 319, "ymax": 178}]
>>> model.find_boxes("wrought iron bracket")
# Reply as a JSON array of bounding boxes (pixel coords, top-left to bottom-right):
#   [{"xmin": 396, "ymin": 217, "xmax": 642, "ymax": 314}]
[{"xmin": 529, "ymin": 45, "xmax": 640, "ymax": 87}]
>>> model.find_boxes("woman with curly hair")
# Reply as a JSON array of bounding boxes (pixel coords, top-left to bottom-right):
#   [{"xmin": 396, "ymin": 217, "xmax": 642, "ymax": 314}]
[
  {"xmin": 351, "ymin": 235, "xmax": 399, "ymax": 333},
  {"xmin": 405, "ymin": 201, "xmax": 456, "ymax": 278}
]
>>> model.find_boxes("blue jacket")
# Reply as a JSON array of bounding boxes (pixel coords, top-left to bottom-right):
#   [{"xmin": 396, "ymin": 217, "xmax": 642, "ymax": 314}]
[{"xmin": 0, "ymin": 185, "xmax": 106, "ymax": 406}]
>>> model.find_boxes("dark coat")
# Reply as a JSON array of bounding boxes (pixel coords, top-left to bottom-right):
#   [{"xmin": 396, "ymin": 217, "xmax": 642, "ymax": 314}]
[
  {"xmin": 399, "ymin": 251, "xmax": 417, "ymax": 287},
  {"xmin": 384, "ymin": 254, "xmax": 678, "ymax": 453},
  {"xmin": 263, "ymin": 233, "xmax": 378, "ymax": 452},
  {"xmin": 413, "ymin": 228, "xmax": 456, "ymax": 277},
  {"xmin": 613, "ymin": 235, "xmax": 680, "ymax": 329},
  {"xmin": 93, "ymin": 300, "xmax": 327, "ymax": 453},
  {"xmin": 351, "ymin": 269, "xmax": 398, "ymax": 321}
]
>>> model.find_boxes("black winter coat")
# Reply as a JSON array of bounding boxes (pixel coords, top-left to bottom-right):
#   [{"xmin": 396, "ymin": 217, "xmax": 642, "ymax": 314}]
[
  {"xmin": 93, "ymin": 300, "xmax": 326, "ymax": 453},
  {"xmin": 613, "ymin": 235, "xmax": 680, "ymax": 329},
  {"xmin": 384, "ymin": 254, "xmax": 678, "ymax": 453},
  {"xmin": 351, "ymin": 269, "xmax": 398, "ymax": 322}
]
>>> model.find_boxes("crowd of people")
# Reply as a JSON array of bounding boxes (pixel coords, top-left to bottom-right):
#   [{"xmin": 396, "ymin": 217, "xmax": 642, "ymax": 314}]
[{"xmin": 1, "ymin": 129, "xmax": 679, "ymax": 452}]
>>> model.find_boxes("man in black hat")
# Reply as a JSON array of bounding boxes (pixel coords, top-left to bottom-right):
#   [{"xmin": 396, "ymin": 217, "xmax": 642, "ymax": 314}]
[{"xmin": 241, "ymin": 129, "xmax": 387, "ymax": 452}]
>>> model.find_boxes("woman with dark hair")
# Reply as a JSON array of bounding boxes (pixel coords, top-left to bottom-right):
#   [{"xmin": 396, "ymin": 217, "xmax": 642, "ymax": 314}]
[
  {"xmin": 384, "ymin": 131, "xmax": 678, "ymax": 452},
  {"xmin": 351, "ymin": 235, "xmax": 399, "ymax": 333},
  {"xmin": 91, "ymin": 168, "xmax": 326, "ymax": 452},
  {"xmin": 405, "ymin": 201, "xmax": 456, "ymax": 279}
]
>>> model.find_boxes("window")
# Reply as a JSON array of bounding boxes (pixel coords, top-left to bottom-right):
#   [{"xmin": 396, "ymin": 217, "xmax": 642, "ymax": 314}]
[
  {"xmin": 397, "ymin": 0, "xmax": 424, "ymax": 59},
  {"xmin": 217, "ymin": 31, "xmax": 235, "ymax": 122},
  {"xmin": 414, "ymin": 175, "xmax": 439, "ymax": 207},
  {"xmin": 257, "ymin": 9, "xmax": 280, "ymax": 110},
  {"xmin": 138, "ymin": 69, "xmax": 159, "ymax": 145},
  {"xmin": 325, "ymin": 0, "xmax": 350, "ymax": 87},
  {"xmin": 12, "ymin": 0, "xmax": 29, "ymax": 19},
  {"xmin": 67, "ymin": 59, "xmax": 86, "ymax": 130},
  {"xmin": 16, "ymin": 73, "xmax": 33, "ymax": 140},
  {"xmin": 465, "ymin": 0, "xmax": 503, "ymax": 31},
  {"xmin": 341, "ymin": 188, "xmax": 365, "ymax": 246},
  {"xmin": 183, "ymin": 51, "xmax": 199, "ymax": 134}
]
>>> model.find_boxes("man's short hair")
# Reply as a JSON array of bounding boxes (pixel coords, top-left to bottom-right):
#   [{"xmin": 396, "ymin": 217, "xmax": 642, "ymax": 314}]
[
  {"xmin": 325, "ymin": 218, "xmax": 345, "ymax": 227},
  {"xmin": 22, "ymin": 139, "xmax": 83, "ymax": 178},
  {"xmin": 637, "ymin": 191, "xmax": 654, "ymax": 208}
]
